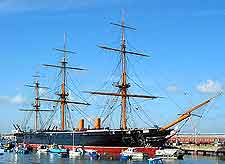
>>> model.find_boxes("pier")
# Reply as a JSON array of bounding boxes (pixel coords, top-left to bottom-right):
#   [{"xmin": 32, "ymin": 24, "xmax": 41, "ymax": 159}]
[
  {"xmin": 179, "ymin": 144, "xmax": 225, "ymax": 156},
  {"xmin": 168, "ymin": 133, "xmax": 225, "ymax": 156}
]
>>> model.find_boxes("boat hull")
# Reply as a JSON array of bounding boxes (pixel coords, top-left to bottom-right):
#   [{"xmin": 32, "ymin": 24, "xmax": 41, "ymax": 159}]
[{"xmin": 14, "ymin": 128, "xmax": 171, "ymax": 147}]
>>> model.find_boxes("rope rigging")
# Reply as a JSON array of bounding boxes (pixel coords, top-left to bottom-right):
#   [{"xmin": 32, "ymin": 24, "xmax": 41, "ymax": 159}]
[{"xmin": 70, "ymin": 104, "xmax": 94, "ymax": 127}]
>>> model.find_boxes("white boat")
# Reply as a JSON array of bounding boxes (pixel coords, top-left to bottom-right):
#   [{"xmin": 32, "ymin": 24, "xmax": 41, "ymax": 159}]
[
  {"xmin": 69, "ymin": 150, "xmax": 81, "ymax": 157},
  {"xmin": 14, "ymin": 145, "xmax": 29, "ymax": 154},
  {"xmin": 120, "ymin": 147, "xmax": 146, "ymax": 160},
  {"xmin": 37, "ymin": 145, "xmax": 49, "ymax": 153},
  {"xmin": 69, "ymin": 148, "xmax": 82, "ymax": 157},
  {"xmin": 148, "ymin": 157, "xmax": 164, "ymax": 164},
  {"xmin": 155, "ymin": 148, "xmax": 184, "ymax": 160},
  {"xmin": 69, "ymin": 132, "xmax": 82, "ymax": 158}
]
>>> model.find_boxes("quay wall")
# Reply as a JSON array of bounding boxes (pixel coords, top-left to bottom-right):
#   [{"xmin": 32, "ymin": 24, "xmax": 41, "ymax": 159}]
[{"xmin": 168, "ymin": 134, "xmax": 225, "ymax": 144}]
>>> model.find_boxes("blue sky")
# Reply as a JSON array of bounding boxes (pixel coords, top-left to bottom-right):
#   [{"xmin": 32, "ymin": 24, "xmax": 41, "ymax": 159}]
[{"xmin": 0, "ymin": 0, "xmax": 224, "ymax": 133}]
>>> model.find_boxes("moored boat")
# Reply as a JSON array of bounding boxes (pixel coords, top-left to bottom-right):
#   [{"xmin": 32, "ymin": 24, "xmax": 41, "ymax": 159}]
[
  {"xmin": 69, "ymin": 149, "xmax": 81, "ymax": 157},
  {"xmin": 84, "ymin": 149, "xmax": 99, "ymax": 159},
  {"xmin": 148, "ymin": 157, "xmax": 164, "ymax": 164},
  {"xmin": 49, "ymin": 144, "xmax": 68, "ymax": 154},
  {"xmin": 14, "ymin": 145, "xmax": 29, "ymax": 154},
  {"xmin": 37, "ymin": 145, "xmax": 49, "ymax": 153},
  {"xmin": 120, "ymin": 147, "xmax": 147, "ymax": 160},
  {"xmin": 4, "ymin": 142, "xmax": 15, "ymax": 152},
  {"xmin": 155, "ymin": 148, "xmax": 184, "ymax": 160}
]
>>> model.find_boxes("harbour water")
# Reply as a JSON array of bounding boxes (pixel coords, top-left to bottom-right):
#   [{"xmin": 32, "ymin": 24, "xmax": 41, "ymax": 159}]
[{"xmin": 0, "ymin": 153, "xmax": 225, "ymax": 164}]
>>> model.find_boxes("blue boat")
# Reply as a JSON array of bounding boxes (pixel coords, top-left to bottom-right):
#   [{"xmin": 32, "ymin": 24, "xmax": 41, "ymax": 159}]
[
  {"xmin": 148, "ymin": 158, "xmax": 164, "ymax": 164},
  {"xmin": 120, "ymin": 155, "xmax": 130, "ymax": 160},
  {"xmin": 16, "ymin": 149, "xmax": 29, "ymax": 154},
  {"xmin": 49, "ymin": 148, "xmax": 68, "ymax": 153},
  {"xmin": 84, "ymin": 149, "xmax": 99, "ymax": 159},
  {"xmin": 49, "ymin": 145, "xmax": 68, "ymax": 154}
]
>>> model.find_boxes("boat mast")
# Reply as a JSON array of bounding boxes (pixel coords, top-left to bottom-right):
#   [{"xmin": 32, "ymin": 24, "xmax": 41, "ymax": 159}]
[
  {"xmin": 87, "ymin": 18, "xmax": 160, "ymax": 130},
  {"xmin": 121, "ymin": 17, "xmax": 127, "ymax": 129},
  {"xmin": 20, "ymin": 77, "xmax": 52, "ymax": 131},
  {"xmin": 41, "ymin": 33, "xmax": 90, "ymax": 130},
  {"xmin": 61, "ymin": 33, "xmax": 67, "ymax": 130},
  {"xmin": 34, "ymin": 80, "xmax": 40, "ymax": 130}
]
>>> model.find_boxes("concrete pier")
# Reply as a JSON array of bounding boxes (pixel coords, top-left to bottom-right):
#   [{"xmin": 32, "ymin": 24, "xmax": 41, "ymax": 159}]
[{"xmin": 179, "ymin": 144, "xmax": 225, "ymax": 156}]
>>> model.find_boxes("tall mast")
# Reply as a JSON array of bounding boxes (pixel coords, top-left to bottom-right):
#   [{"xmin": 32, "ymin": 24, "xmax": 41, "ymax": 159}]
[
  {"xmin": 86, "ymin": 18, "xmax": 160, "ymax": 130},
  {"xmin": 61, "ymin": 32, "xmax": 67, "ymax": 130},
  {"xmin": 20, "ymin": 78, "xmax": 52, "ymax": 131},
  {"xmin": 34, "ymin": 80, "xmax": 40, "ymax": 130},
  {"xmin": 42, "ymin": 33, "xmax": 90, "ymax": 130},
  {"xmin": 121, "ymin": 17, "xmax": 127, "ymax": 129}
]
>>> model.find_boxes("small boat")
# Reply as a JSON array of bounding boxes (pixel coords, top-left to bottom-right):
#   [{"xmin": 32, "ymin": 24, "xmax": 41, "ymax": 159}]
[
  {"xmin": 4, "ymin": 142, "xmax": 15, "ymax": 152},
  {"xmin": 69, "ymin": 132, "xmax": 82, "ymax": 158},
  {"xmin": 37, "ymin": 145, "xmax": 49, "ymax": 153},
  {"xmin": 148, "ymin": 158, "xmax": 164, "ymax": 164},
  {"xmin": 69, "ymin": 148, "xmax": 82, "ymax": 157},
  {"xmin": 14, "ymin": 143, "xmax": 31, "ymax": 154},
  {"xmin": 155, "ymin": 148, "xmax": 184, "ymax": 160},
  {"xmin": 57, "ymin": 152, "xmax": 69, "ymax": 158},
  {"xmin": 49, "ymin": 145, "xmax": 68, "ymax": 154},
  {"xmin": 120, "ymin": 147, "xmax": 147, "ymax": 160},
  {"xmin": 14, "ymin": 145, "xmax": 29, "ymax": 154},
  {"xmin": 84, "ymin": 149, "xmax": 99, "ymax": 159}
]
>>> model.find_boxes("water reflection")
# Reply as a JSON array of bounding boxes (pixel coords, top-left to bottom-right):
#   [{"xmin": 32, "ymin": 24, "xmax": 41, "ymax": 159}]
[{"xmin": 1, "ymin": 153, "xmax": 225, "ymax": 164}]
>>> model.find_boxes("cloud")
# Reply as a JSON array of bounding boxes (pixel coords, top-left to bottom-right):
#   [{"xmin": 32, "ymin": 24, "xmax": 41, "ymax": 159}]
[
  {"xmin": 166, "ymin": 84, "xmax": 180, "ymax": 93},
  {"xmin": 197, "ymin": 80, "xmax": 223, "ymax": 93},
  {"xmin": 0, "ymin": 94, "xmax": 26, "ymax": 105}
]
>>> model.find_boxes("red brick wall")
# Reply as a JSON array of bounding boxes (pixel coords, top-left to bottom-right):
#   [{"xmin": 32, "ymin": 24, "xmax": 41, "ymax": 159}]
[{"xmin": 168, "ymin": 135, "xmax": 225, "ymax": 144}]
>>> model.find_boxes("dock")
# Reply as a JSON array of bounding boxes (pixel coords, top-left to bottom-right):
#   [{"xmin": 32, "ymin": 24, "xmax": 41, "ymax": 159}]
[{"xmin": 179, "ymin": 144, "xmax": 225, "ymax": 156}]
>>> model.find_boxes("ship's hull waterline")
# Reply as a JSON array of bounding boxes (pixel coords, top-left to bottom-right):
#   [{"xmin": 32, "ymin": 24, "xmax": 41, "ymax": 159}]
[{"xmin": 14, "ymin": 128, "xmax": 172, "ymax": 148}]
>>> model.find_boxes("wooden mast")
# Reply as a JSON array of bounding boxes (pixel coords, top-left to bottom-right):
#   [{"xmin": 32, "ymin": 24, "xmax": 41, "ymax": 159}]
[
  {"xmin": 20, "ymin": 78, "xmax": 52, "ymax": 131},
  {"xmin": 87, "ymin": 18, "xmax": 160, "ymax": 130},
  {"xmin": 121, "ymin": 17, "xmax": 127, "ymax": 129},
  {"xmin": 61, "ymin": 32, "xmax": 67, "ymax": 130},
  {"xmin": 41, "ymin": 33, "xmax": 90, "ymax": 130},
  {"xmin": 34, "ymin": 80, "xmax": 40, "ymax": 130}
]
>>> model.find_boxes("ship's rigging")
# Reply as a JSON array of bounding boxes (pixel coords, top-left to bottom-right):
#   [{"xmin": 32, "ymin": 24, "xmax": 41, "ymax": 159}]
[
  {"xmin": 13, "ymin": 17, "xmax": 224, "ymax": 149},
  {"xmin": 32, "ymin": 33, "xmax": 90, "ymax": 131},
  {"xmin": 85, "ymin": 18, "xmax": 222, "ymax": 132},
  {"xmin": 87, "ymin": 17, "xmax": 161, "ymax": 129},
  {"xmin": 17, "ymin": 19, "xmax": 222, "ymax": 135},
  {"xmin": 20, "ymin": 75, "xmax": 53, "ymax": 131}
]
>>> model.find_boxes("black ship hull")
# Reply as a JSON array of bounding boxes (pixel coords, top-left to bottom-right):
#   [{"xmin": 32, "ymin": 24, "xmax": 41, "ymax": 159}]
[{"xmin": 14, "ymin": 128, "xmax": 172, "ymax": 147}]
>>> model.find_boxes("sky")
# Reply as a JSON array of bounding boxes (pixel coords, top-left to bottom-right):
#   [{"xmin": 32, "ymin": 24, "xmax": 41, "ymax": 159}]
[{"xmin": 0, "ymin": 0, "xmax": 225, "ymax": 134}]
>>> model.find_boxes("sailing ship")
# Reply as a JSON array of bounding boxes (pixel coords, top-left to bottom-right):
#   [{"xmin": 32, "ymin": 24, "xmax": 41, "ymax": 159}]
[{"xmin": 13, "ymin": 19, "xmax": 220, "ymax": 154}]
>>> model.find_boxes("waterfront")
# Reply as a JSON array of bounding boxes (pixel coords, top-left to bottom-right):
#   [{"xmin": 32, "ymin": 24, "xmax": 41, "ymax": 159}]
[{"xmin": 0, "ymin": 153, "xmax": 225, "ymax": 164}]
